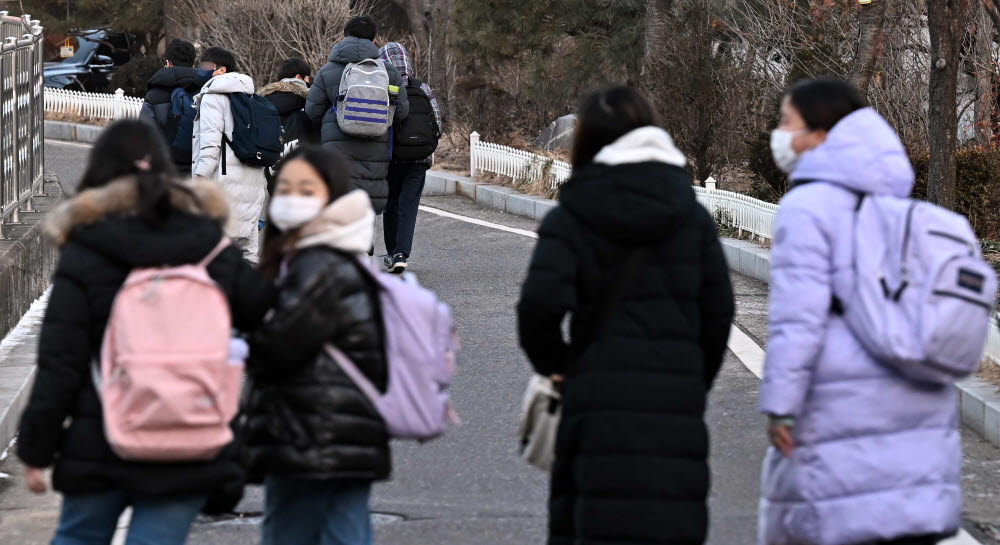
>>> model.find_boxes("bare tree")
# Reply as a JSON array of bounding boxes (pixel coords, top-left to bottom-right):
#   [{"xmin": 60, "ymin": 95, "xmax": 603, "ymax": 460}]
[
  {"xmin": 641, "ymin": 0, "xmax": 675, "ymax": 80},
  {"xmin": 973, "ymin": 2, "xmax": 996, "ymax": 143},
  {"xmin": 173, "ymin": 0, "xmax": 372, "ymax": 85},
  {"xmin": 927, "ymin": 0, "xmax": 972, "ymax": 209},
  {"xmin": 848, "ymin": 0, "xmax": 890, "ymax": 97}
]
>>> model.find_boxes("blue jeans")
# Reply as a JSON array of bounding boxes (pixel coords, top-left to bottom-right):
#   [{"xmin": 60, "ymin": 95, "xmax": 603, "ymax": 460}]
[
  {"xmin": 262, "ymin": 477, "xmax": 372, "ymax": 545},
  {"xmin": 384, "ymin": 162, "xmax": 429, "ymax": 258},
  {"xmin": 51, "ymin": 490, "xmax": 206, "ymax": 545}
]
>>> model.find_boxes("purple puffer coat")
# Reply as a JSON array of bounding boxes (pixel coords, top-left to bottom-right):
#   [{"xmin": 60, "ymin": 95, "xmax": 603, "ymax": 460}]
[{"xmin": 758, "ymin": 108, "xmax": 962, "ymax": 545}]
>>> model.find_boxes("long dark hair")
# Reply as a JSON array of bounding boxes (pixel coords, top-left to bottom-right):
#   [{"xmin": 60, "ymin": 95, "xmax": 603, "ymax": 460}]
[
  {"xmin": 787, "ymin": 79, "xmax": 867, "ymax": 132},
  {"xmin": 571, "ymin": 86, "xmax": 659, "ymax": 169},
  {"xmin": 260, "ymin": 146, "xmax": 354, "ymax": 278},
  {"xmin": 77, "ymin": 120, "xmax": 180, "ymax": 227}
]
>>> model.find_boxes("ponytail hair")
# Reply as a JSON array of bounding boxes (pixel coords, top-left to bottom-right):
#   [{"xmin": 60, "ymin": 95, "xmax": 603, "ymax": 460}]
[{"xmin": 78, "ymin": 120, "xmax": 184, "ymax": 227}]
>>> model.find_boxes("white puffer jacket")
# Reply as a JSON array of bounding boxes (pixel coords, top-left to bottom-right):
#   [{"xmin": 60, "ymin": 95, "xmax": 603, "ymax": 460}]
[{"xmin": 192, "ymin": 73, "xmax": 267, "ymax": 241}]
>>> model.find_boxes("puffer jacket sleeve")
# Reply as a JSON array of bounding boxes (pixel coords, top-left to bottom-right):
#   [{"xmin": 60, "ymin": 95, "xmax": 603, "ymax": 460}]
[
  {"xmin": 139, "ymin": 100, "xmax": 156, "ymax": 125},
  {"xmin": 206, "ymin": 245, "xmax": 276, "ymax": 333},
  {"xmin": 517, "ymin": 209, "xmax": 579, "ymax": 377},
  {"xmin": 17, "ymin": 256, "xmax": 91, "ymax": 468},
  {"xmin": 697, "ymin": 212, "xmax": 735, "ymax": 387},
  {"xmin": 193, "ymin": 93, "xmax": 226, "ymax": 179},
  {"xmin": 759, "ymin": 206, "xmax": 832, "ymax": 417},
  {"xmin": 250, "ymin": 250, "xmax": 380, "ymax": 382},
  {"xmin": 305, "ymin": 68, "xmax": 332, "ymax": 124}
]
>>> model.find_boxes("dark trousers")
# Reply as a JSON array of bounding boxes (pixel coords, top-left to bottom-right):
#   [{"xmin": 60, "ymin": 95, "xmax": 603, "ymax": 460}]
[{"xmin": 384, "ymin": 162, "xmax": 429, "ymax": 258}]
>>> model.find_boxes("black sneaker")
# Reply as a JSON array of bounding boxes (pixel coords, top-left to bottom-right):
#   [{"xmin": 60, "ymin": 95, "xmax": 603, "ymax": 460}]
[
  {"xmin": 389, "ymin": 253, "xmax": 408, "ymax": 274},
  {"xmin": 382, "ymin": 254, "xmax": 393, "ymax": 270}
]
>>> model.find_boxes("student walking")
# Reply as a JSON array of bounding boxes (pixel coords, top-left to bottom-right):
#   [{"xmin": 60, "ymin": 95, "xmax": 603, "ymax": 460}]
[
  {"xmin": 139, "ymin": 39, "xmax": 211, "ymax": 173},
  {"xmin": 305, "ymin": 16, "xmax": 409, "ymax": 216},
  {"xmin": 246, "ymin": 146, "xmax": 389, "ymax": 545},
  {"xmin": 378, "ymin": 41, "xmax": 442, "ymax": 273},
  {"xmin": 192, "ymin": 47, "xmax": 274, "ymax": 264},
  {"xmin": 517, "ymin": 86, "xmax": 735, "ymax": 545},
  {"xmin": 16, "ymin": 120, "xmax": 274, "ymax": 545},
  {"xmin": 758, "ymin": 79, "xmax": 963, "ymax": 545},
  {"xmin": 260, "ymin": 57, "xmax": 318, "ymax": 155}
]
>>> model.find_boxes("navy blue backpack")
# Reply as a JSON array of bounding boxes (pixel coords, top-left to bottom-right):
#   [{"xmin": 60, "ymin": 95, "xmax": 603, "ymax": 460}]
[
  {"xmin": 166, "ymin": 88, "xmax": 197, "ymax": 166},
  {"xmin": 222, "ymin": 93, "xmax": 283, "ymax": 175}
]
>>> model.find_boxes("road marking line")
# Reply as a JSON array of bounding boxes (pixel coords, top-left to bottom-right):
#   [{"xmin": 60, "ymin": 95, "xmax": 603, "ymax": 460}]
[
  {"xmin": 727, "ymin": 325, "xmax": 984, "ymax": 545},
  {"xmin": 418, "ymin": 205, "xmax": 539, "ymax": 239},
  {"xmin": 46, "ymin": 139, "xmax": 93, "ymax": 149}
]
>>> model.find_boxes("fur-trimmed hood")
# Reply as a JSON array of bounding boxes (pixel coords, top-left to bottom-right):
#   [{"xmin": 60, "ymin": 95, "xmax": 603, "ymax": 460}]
[
  {"xmin": 45, "ymin": 177, "xmax": 229, "ymax": 246},
  {"xmin": 259, "ymin": 79, "xmax": 309, "ymax": 99}
]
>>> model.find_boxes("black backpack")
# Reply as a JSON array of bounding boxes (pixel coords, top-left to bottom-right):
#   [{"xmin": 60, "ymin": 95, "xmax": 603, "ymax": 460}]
[
  {"xmin": 221, "ymin": 93, "xmax": 283, "ymax": 175},
  {"xmin": 393, "ymin": 78, "xmax": 440, "ymax": 161}
]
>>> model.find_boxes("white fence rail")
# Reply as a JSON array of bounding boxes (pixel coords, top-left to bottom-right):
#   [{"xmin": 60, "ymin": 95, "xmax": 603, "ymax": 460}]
[
  {"xmin": 467, "ymin": 131, "xmax": 1000, "ymax": 366},
  {"xmin": 469, "ymin": 132, "xmax": 572, "ymax": 189},
  {"xmin": 45, "ymin": 88, "xmax": 144, "ymax": 120}
]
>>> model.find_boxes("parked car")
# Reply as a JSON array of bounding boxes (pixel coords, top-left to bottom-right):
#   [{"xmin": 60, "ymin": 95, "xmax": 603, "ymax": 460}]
[{"xmin": 43, "ymin": 31, "xmax": 136, "ymax": 92}]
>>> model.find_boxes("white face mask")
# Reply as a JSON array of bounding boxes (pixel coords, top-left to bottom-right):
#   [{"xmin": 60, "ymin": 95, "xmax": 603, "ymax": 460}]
[
  {"xmin": 268, "ymin": 195, "xmax": 326, "ymax": 232},
  {"xmin": 770, "ymin": 129, "xmax": 803, "ymax": 174}
]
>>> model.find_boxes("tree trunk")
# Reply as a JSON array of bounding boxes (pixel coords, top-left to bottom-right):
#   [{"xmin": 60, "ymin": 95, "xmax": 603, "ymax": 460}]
[
  {"xmin": 974, "ymin": 4, "xmax": 995, "ymax": 144},
  {"xmin": 425, "ymin": 0, "xmax": 451, "ymax": 125},
  {"xmin": 640, "ymin": 0, "xmax": 674, "ymax": 81},
  {"xmin": 927, "ymin": 0, "xmax": 972, "ymax": 210},
  {"xmin": 847, "ymin": 0, "xmax": 890, "ymax": 97}
]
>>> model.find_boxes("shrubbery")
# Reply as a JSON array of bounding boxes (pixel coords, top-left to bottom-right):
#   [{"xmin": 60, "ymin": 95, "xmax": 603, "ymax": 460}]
[
  {"xmin": 909, "ymin": 145, "xmax": 1000, "ymax": 240},
  {"xmin": 109, "ymin": 56, "xmax": 163, "ymax": 97}
]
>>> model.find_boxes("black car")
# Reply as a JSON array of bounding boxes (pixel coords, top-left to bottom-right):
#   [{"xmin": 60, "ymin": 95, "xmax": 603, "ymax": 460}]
[{"xmin": 43, "ymin": 31, "xmax": 136, "ymax": 92}]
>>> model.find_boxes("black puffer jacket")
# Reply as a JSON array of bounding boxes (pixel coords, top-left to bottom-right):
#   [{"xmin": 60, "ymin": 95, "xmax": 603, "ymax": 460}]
[
  {"xmin": 16, "ymin": 178, "xmax": 275, "ymax": 513},
  {"xmin": 246, "ymin": 190, "xmax": 389, "ymax": 481},
  {"xmin": 517, "ymin": 128, "xmax": 735, "ymax": 545},
  {"xmin": 305, "ymin": 37, "xmax": 409, "ymax": 214},
  {"xmin": 139, "ymin": 67, "xmax": 211, "ymax": 170},
  {"xmin": 260, "ymin": 80, "xmax": 318, "ymax": 150}
]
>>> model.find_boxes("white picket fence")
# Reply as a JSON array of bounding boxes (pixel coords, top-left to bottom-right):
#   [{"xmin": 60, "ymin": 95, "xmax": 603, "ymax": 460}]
[
  {"xmin": 469, "ymin": 132, "xmax": 572, "ymax": 189},
  {"xmin": 45, "ymin": 88, "xmax": 144, "ymax": 120},
  {"xmin": 467, "ymin": 131, "xmax": 1000, "ymax": 366}
]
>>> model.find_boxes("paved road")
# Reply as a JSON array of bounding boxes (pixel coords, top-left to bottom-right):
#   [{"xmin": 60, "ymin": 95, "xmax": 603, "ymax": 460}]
[{"xmin": 2, "ymin": 140, "xmax": 999, "ymax": 544}]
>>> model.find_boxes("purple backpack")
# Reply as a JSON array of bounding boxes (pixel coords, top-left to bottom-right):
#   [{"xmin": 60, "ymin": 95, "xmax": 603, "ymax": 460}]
[
  {"xmin": 325, "ymin": 257, "xmax": 458, "ymax": 440},
  {"xmin": 842, "ymin": 194, "xmax": 997, "ymax": 384}
]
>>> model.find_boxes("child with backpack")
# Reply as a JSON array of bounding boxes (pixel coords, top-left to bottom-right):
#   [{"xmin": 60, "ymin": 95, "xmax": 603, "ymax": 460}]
[
  {"xmin": 192, "ymin": 47, "xmax": 283, "ymax": 264},
  {"xmin": 379, "ymin": 41, "xmax": 442, "ymax": 273},
  {"xmin": 304, "ymin": 16, "xmax": 409, "ymax": 217},
  {"xmin": 758, "ymin": 79, "xmax": 996, "ymax": 545},
  {"xmin": 17, "ymin": 120, "xmax": 275, "ymax": 545}
]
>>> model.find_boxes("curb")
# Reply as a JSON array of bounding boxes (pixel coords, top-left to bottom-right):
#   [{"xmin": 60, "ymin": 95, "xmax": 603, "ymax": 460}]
[
  {"xmin": 425, "ymin": 169, "xmax": 1000, "ymax": 450},
  {"xmin": 44, "ymin": 120, "xmax": 103, "ymax": 144}
]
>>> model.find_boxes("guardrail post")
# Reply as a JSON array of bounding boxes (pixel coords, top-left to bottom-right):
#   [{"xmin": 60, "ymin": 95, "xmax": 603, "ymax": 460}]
[
  {"xmin": 113, "ymin": 88, "xmax": 124, "ymax": 119},
  {"xmin": 470, "ymin": 131, "xmax": 480, "ymax": 177}
]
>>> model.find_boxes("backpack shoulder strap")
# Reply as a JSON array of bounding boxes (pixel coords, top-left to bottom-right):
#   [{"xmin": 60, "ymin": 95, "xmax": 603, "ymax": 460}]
[{"xmin": 199, "ymin": 237, "xmax": 231, "ymax": 268}]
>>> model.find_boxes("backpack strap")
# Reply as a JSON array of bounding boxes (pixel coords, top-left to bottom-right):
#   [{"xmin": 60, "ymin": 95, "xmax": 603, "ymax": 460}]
[{"xmin": 199, "ymin": 237, "xmax": 231, "ymax": 268}]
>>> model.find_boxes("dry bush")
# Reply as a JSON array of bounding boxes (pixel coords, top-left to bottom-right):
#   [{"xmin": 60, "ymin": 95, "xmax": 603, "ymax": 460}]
[{"xmin": 173, "ymin": 0, "xmax": 374, "ymax": 85}]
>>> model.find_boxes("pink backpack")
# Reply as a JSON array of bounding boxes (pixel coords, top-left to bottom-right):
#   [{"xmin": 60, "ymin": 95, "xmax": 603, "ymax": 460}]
[{"xmin": 95, "ymin": 238, "xmax": 241, "ymax": 461}]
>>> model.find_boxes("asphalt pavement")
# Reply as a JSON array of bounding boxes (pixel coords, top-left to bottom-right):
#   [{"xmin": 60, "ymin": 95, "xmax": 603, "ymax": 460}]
[{"xmin": 1, "ymin": 140, "xmax": 998, "ymax": 544}]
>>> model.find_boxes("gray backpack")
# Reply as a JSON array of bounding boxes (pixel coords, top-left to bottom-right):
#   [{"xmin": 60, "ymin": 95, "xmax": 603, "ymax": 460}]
[{"xmin": 335, "ymin": 58, "xmax": 394, "ymax": 138}]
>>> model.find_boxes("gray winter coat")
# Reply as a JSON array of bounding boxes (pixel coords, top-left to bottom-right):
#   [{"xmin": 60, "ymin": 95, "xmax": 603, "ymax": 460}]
[{"xmin": 306, "ymin": 37, "xmax": 410, "ymax": 214}]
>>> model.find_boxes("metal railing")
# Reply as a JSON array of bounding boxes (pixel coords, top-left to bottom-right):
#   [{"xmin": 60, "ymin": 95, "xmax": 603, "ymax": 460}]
[
  {"xmin": 0, "ymin": 12, "xmax": 44, "ymax": 240},
  {"xmin": 45, "ymin": 88, "xmax": 144, "ymax": 120},
  {"xmin": 469, "ymin": 132, "xmax": 572, "ymax": 189}
]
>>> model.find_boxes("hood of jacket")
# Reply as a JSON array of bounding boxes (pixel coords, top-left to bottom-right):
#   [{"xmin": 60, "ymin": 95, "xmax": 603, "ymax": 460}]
[
  {"xmin": 260, "ymin": 80, "xmax": 308, "ymax": 115},
  {"xmin": 379, "ymin": 42, "xmax": 414, "ymax": 85},
  {"xmin": 296, "ymin": 190, "xmax": 376, "ymax": 253},
  {"xmin": 199, "ymin": 72, "xmax": 255, "ymax": 96},
  {"xmin": 790, "ymin": 107, "xmax": 913, "ymax": 197},
  {"xmin": 329, "ymin": 37, "xmax": 381, "ymax": 65},
  {"xmin": 147, "ymin": 66, "xmax": 211, "ymax": 93},
  {"xmin": 44, "ymin": 177, "xmax": 230, "ymax": 267},
  {"xmin": 559, "ymin": 126, "xmax": 696, "ymax": 244}
]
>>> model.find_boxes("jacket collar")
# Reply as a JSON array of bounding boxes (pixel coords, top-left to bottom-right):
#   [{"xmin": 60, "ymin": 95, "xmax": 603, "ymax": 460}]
[
  {"xmin": 259, "ymin": 79, "xmax": 309, "ymax": 99},
  {"xmin": 295, "ymin": 190, "xmax": 375, "ymax": 253},
  {"xmin": 44, "ymin": 177, "xmax": 229, "ymax": 246}
]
